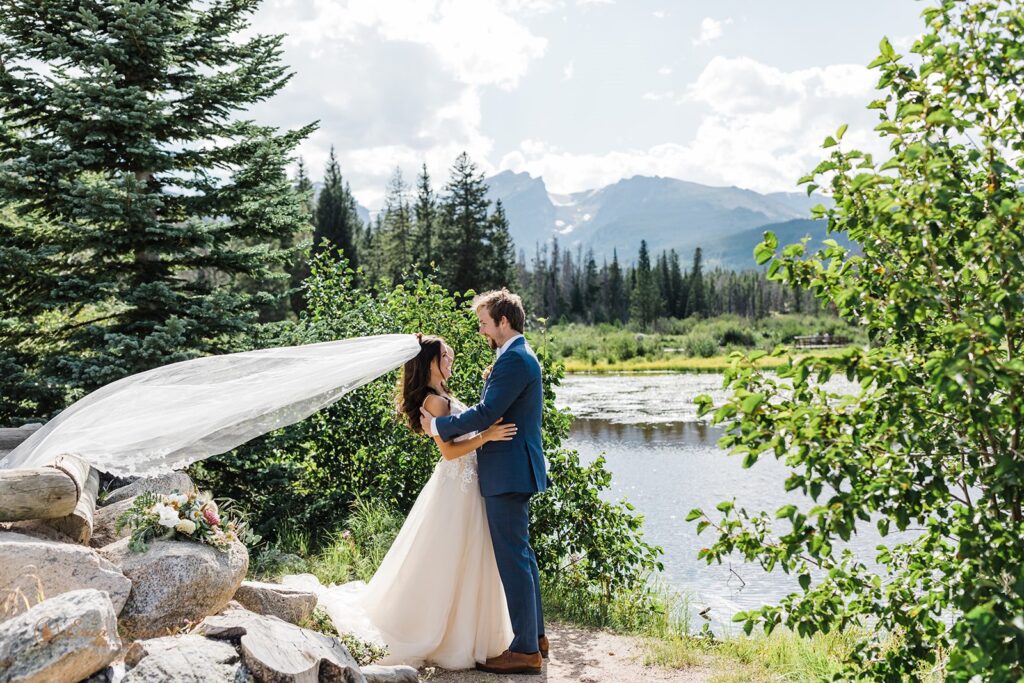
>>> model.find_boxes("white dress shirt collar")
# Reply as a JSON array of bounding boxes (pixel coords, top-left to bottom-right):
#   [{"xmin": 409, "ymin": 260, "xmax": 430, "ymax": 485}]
[{"xmin": 496, "ymin": 333, "xmax": 524, "ymax": 359}]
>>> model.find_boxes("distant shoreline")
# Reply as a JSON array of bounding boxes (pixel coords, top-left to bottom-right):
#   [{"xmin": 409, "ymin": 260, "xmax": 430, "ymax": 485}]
[{"xmin": 562, "ymin": 347, "xmax": 852, "ymax": 374}]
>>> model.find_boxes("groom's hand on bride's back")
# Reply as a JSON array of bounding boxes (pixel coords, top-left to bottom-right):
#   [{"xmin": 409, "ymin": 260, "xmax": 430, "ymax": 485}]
[{"xmin": 419, "ymin": 405, "xmax": 435, "ymax": 435}]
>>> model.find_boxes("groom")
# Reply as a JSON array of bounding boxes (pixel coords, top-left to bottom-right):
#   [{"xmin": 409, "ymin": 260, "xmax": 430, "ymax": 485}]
[{"xmin": 420, "ymin": 288, "xmax": 549, "ymax": 675}]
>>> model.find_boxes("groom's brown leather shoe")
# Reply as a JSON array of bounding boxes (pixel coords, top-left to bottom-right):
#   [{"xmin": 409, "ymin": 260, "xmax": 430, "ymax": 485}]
[
  {"xmin": 476, "ymin": 649, "xmax": 543, "ymax": 675},
  {"xmin": 539, "ymin": 634, "xmax": 549, "ymax": 659}
]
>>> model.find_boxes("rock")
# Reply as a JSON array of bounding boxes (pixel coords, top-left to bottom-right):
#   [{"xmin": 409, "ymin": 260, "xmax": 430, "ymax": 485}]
[
  {"xmin": 0, "ymin": 531, "xmax": 130, "ymax": 622},
  {"xmin": 198, "ymin": 607, "xmax": 366, "ymax": 683},
  {"xmin": 101, "ymin": 471, "xmax": 196, "ymax": 507},
  {"xmin": 232, "ymin": 580, "xmax": 318, "ymax": 626},
  {"xmin": 0, "ymin": 588, "xmax": 121, "ymax": 683},
  {"xmin": 361, "ymin": 665, "xmax": 419, "ymax": 683},
  {"xmin": 6, "ymin": 519, "xmax": 77, "ymax": 544},
  {"xmin": 98, "ymin": 537, "xmax": 248, "ymax": 638},
  {"xmin": 89, "ymin": 496, "xmax": 136, "ymax": 548},
  {"xmin": 122, "ymin": 634, "xmax": 249, "ymax": 682}
]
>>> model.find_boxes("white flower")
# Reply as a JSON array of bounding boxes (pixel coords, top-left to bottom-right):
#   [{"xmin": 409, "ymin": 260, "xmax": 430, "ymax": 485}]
[
  {"xmin": 152, "ymin": 503, "xmax": 181, "ymax": 528},
  {"xmin": 168, "ymin": 493, "xmax": 189, "ymax": 506},
  {"xmin": 175, "ymin": 519, "xmax": 197, "ymax": 535}
]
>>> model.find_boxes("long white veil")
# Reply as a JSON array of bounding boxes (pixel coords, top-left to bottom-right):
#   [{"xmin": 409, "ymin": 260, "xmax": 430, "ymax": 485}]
[{"xmin": 0, "ymin": 334, "xmax": 421, "ymax": 477}]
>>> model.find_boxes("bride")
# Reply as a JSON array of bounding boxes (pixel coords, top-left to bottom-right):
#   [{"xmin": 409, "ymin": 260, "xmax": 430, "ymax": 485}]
[{"xmin": 281, "ymin": 333, "xmax": 517, "ymax": 669}]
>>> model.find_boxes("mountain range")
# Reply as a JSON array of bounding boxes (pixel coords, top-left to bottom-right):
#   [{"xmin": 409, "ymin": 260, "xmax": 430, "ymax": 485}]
[{"xmin": 483, "ymin": 171, "xmax": 849, "ymax": 270}]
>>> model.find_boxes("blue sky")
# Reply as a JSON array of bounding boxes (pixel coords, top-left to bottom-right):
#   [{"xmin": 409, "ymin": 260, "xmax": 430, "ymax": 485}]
[{"xmin": 248, "ymin": 0, "xmax": 927, "ymax": 208}]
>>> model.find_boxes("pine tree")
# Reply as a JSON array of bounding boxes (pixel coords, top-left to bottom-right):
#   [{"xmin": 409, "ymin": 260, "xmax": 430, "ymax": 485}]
[
  {"xmin": 379, "ymin": 167, "xmax": 414, "ymax": 283},
  {"xmin": 414, "ymin": 164, "xmax": 438, "ymax": 273},
  {"xmin": 437, "ymin": 152, "xmax": 491, "ymax": 294},
  {"xmin": 282, "ymin": 158, "xmax": 314, "ymax": 316},
  {"xmin": 0, "ymin": 0, "xmax": 315, "ymax": 420},
  {"xmin": 606, "ymin": 249, "xmax": 626, "ymax": 324},
  {"xmin": 687, "ymin": 247, "xmax": 707, "ymax": 317},
  {"xmin": 668, "ymin": 249, "xmax": 686, "ymax": 318},
  {"xmin": 313, "ymin": 147, "xmax": 361, "ymax": 269},
  {"xmin": 486, "ymin": 199, "xmax": 516, "ymax": 289},
  {"xmin": 630, "ymin": 240, "xmax": 661, "ymax": 330}
]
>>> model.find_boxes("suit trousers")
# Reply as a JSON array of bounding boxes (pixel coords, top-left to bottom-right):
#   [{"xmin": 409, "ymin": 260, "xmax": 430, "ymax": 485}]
[{"xmin": 483, "ymin": 492, "xmax": 545, "ymax": 654}]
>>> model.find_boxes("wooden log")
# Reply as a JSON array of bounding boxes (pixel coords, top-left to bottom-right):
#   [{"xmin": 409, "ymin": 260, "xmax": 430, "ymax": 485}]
[
  {"xmin": 0, "ymin": 468, "xmax": 78, "ymax": 521},
  {"xmin": 44, "ymin": 456, "xmax": 100, "ymax": 548},
  {"xmin": 0, "ymin": 453, "xmax": 93, "ymax": 524}
]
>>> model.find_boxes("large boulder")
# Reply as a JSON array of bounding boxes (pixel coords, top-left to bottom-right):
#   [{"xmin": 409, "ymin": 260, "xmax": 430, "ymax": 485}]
[
  {"xmin": 101, "ymin": 471, "xmax": 196, "ymax": 507},
  {"xmin": 0, "ymin": 588, "xmax": 121, "ymax": 683},
  {"xmin": 361, "ymin": 665, "xmax": 419, "ymax": 683},
  {"xmin": 122, "ymin": 634, "xmax": 248, "ymax": 682},
  {"xmin": 232, "ymin": 580, "xmax": 318, "ymax": 626},
  {"xmin": 0, "ymin": 531, "xmax": 130, "ymax": 622},
  {"xmin": 198, "ymin": 606, "xmax": 366, "ymax": 683},
  {"xmin": 89, "ymin": 496, "xmax": 136, "ymax": 548},
  {"xmin": 98, "ymin": 537, "xmax": 248, "ymax": 638}
]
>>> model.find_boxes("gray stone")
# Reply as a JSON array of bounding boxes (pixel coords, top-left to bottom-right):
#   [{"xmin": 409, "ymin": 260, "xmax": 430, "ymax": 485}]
[
  {"xmin": 0, "ymin": 531, "xmax": 130, "ymax": 622},
  {"xmin": 360, "ymin": 665, "xmax": 420, "ymax": 683},
  {"xmin": 101, "ymin": 471, "xmax": 196, "ymax": 506},
  {"xmin": 0, "ymin": 588, "xmax": 121, "ymax": 683},
  {"xmin": 122, "ymin": 634, "xmax": 250, "ymax": 682},
  {"xmin": 232, "ymin": 580, "xmax": 318, "ymax": 626},
  {"xmin": 89, "ymin": 496, "xmax": 136, "ymax": 548},
  {"xmin": 198, "ymin": 607, "xmax": 366, "ymax": 683},
  {"xmin": 98, "ymin": 537, "xmax": 248, "ymax": 638}
]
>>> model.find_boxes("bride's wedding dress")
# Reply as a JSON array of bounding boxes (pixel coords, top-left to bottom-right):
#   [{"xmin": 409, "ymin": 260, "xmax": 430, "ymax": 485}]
[{"xmin": 281, "ymin": 398, "xmax": 513, "ymax": 669}]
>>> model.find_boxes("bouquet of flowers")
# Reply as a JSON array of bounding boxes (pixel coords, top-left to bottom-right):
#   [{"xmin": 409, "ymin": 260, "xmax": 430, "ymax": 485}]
[{"xmin": 115, "ymin": 489, "xmax": 241, "ymax": 553}]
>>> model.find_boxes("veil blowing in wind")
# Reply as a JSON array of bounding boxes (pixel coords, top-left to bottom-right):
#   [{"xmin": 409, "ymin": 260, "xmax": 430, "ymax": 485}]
[{"xmin": 0, "ymin": 334, "xmax": 421, "ymax": 476}]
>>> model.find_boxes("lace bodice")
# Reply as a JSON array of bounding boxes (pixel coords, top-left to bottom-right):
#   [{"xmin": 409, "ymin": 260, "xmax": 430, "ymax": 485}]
[{"xmin": 437, "ymin": 397, "xmax": 479, "ymax": 493}]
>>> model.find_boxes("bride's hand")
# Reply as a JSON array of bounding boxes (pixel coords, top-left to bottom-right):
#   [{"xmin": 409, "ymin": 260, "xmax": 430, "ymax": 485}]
[{"xmin": 483, "ymin": 417, "xmax": 517, "ymax": 442}]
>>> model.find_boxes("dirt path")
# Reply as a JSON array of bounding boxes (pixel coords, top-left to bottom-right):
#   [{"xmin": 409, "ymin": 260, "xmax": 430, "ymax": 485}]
[{"xmin": 420, "ymin": 621, "xmax": 712, "ymax": 683}]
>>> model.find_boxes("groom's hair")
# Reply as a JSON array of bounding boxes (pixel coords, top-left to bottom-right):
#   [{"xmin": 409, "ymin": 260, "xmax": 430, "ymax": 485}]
[{"xmin": 473, "ymin": 288, "xmax": 526, "ymax": 333}]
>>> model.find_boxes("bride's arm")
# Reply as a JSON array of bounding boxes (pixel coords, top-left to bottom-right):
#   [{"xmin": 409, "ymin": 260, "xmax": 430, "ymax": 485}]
[{"xmin": 423, "ymin": 395, "xmax": 516, "ymax": 461}]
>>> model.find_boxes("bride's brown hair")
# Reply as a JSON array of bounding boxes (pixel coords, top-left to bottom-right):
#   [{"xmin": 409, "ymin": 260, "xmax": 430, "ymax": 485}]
[{"xmin": 398, "ymin": 333, "xmax": 448, "ymax": 434}]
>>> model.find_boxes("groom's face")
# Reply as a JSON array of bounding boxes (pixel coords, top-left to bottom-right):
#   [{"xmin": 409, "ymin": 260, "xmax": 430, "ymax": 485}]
[{"xmin": 475, "ymin": 309, "xmax": 501, "ymax": 350}]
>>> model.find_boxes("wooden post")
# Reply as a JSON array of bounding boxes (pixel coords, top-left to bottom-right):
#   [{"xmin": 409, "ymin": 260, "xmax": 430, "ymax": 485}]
[{"xmin": 45, "ymin": 462, "xmax": 100, "ymax": 545}]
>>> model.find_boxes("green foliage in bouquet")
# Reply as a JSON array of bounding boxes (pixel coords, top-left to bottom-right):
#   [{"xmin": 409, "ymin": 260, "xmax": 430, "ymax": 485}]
[
  {"xmin": 693, "ymin": 2, "xmax": 1024, "ymax": 679},
  {"xmin": 115, "ymin": 489, "xmax": 241, "ymax": 553},
  {"xmin": 191, "ymin": 254, "xmax": 663, "ymax": 617}
]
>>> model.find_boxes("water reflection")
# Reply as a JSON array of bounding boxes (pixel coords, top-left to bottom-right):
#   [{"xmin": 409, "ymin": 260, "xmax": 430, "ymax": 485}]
[{"xmin": 571, "ymin": 417, "xmax": 717, "ymax": 446}]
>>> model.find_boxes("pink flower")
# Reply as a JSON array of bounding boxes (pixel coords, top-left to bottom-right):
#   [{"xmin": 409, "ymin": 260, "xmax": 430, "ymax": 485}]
[{"xmin": 203, "ymin": 507, "xmax": 221, "ymax": 526}]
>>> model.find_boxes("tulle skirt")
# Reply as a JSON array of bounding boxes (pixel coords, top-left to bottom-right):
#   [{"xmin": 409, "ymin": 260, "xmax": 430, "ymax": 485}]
[{"xmin": 282, "ymin": 454, "xmax": 513, "ymax": 669}]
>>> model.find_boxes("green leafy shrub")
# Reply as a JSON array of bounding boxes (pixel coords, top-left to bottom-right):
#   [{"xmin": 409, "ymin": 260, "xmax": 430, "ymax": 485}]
[
  {"xmin": 683, "ymin": 333, "xmax": 718, "ymax": 358},
  {"xmin": 694, "ymin": 4, "xmax": 1024, "ymax": 679}
]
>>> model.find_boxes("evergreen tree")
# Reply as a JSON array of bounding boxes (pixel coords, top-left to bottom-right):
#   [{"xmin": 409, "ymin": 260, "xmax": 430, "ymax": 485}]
[
  {"xmin": 630, "ymin": 240, "xmax": 661, "ymax": 330},
  {"xmin": 379, "ymin": 167, "xmax": 414, "ymax": 283},
  {"xmin": 285, "ymin": 158, "xmax": 314, "ymax": 315},
  {"xmin": 687, "ymin": 247, "xmax": 707, "ymax": 317},
  {"xmin": 485, "ymin": 199, "xmax": 516, "ymax": 289},
  {"xmin": 414, "ymin": 164, "xmax": 438, "ymax": 273},
  {"xmin": 313, "ymin": 147, "xmax": 361, "ymax": 269},
  {"xmin": 606, "ymin": 249, "xmax": 626, "ymax": 324},
  {"xmin": 0, "ymin": 0, "xmax": 315, "ymax": 420},
  {"xmin": 668, "ymin": 249, "xmax": 686, "ymax": 318},
  {"xmin": 437, "ymin": 152, "xmax": 491, "ymax": 294}
]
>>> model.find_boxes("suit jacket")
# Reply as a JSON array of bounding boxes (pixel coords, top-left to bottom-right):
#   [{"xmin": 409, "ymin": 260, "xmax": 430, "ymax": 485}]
[{"xmin": 435, "ymin": 336, "xmax": 548, "ymax": 497}]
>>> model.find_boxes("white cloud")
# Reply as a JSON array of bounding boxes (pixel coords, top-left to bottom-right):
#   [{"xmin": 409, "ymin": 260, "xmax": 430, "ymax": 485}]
[
  {"xmin": 642, "ymin": 91, "xmax": 675, "ymax": 101},
  {"xmin": 499, "ymin": 57, "xmax": 884, "ymax": 194},
  {"xmin": 694, "ymin": 16, "xmax": 732, "ymax": 46},
  {"xmin": 652, "ymin": 10, "xmax": 667, "ymax": 19},
  {"xmin": 658, "ymin": 66, "xmax": 673, "ymax": 76},
  {"xmin": 563, "ymin": 61, "xmax": 575, "ymax": 80},
  {"xmin": 246, "ymin": 0, "xmax": 546, "ymax": 208}
]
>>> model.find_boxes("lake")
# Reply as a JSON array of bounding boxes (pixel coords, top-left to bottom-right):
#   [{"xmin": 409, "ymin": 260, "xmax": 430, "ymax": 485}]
[{"xmin": 557, "ymin": 372, "xmax": 905, "ymax": 629}]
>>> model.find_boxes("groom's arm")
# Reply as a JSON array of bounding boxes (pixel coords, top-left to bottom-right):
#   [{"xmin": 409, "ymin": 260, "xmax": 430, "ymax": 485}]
[{"xmin": 434, "ymin": 354, "xmax": 528, "ymax": 440}]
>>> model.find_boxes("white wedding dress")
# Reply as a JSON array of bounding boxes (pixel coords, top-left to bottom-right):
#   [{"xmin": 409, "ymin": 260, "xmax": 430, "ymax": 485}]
[{"xmin": 281, "ymin": 398, "xmax": 514, "ymax": 670}]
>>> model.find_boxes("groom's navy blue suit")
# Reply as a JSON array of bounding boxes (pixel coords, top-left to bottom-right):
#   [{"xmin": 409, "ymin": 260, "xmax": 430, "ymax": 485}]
[{"xmin": 434, "ymin": 335, "xmax": 548, "ymax": 654}]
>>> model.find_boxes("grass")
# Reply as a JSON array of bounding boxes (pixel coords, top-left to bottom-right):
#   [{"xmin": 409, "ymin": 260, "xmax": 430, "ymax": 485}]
[
  {"xmin": 531, "ymin": 314, "xmax": 864, "ymax": 373},
  {"xmin": 561, "ymin": 348, "xmax": 851, "ymax": 373}
]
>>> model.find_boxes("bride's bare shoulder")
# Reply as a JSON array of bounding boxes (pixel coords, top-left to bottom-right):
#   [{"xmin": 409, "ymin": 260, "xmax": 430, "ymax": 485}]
[{"xmin": 423, "ymin": 393, "xmax": 451, "ymax": 417}]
